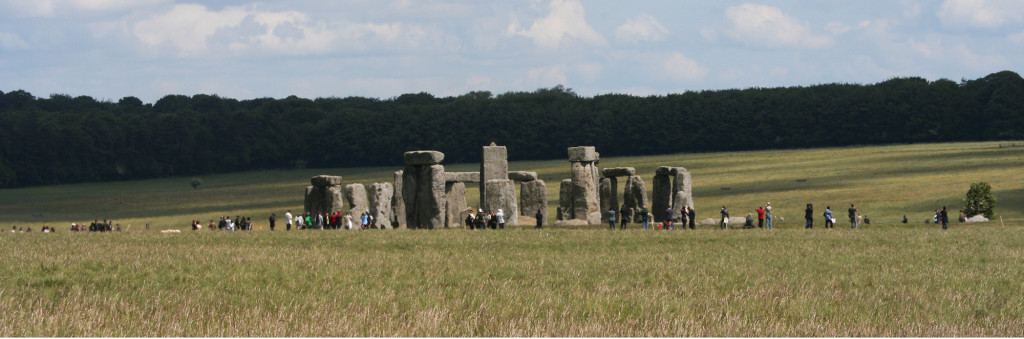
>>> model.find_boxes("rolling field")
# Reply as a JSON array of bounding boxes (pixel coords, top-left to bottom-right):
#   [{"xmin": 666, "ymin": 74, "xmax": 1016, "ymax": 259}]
[{"xmin": 1, "ymin": 141, "xmax": 1023, "ymax": 336}]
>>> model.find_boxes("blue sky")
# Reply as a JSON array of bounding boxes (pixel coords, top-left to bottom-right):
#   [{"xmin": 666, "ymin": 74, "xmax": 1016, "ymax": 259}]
[{"xmin": 1, "ymin": 0, "xmax": 1023, "ymax": 103}]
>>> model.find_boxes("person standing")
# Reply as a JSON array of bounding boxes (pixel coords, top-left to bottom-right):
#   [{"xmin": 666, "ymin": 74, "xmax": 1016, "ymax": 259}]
[
  {"xmin": 764, "ymin": 203, "xmax": 773, "ymax": 230},
  {"xmin": 848, "ymin": 204, "xmax": 857, "ymax": 229},
  {"xmin": 360, "ymin": 212, "xmax": 370, "ymax": 230},
  {"xmin": 679, "ymin": 206, "xmax": 688, "ymax": 230},
  {"xmin": 619, "ymin": 203, "xmax": 631, "ymax": 230},
  {"xmin": 344, "ymin": 212, "xmax": 354, "ymax": 230},
  {"xmin": 665, "ymin": 207, "xmax": 674, "ymax": 230},
  {"xmin": 607, "ymin": 208, "xmax": 616, "ymax": 230},
  {"xmin": 804, "ymin": 204, "xmax": 814, "ymax": 229},
  {"xmin": 285, "ymin": 210, "xmax": 293, "ymax": 231},
  {"xmin": 940, "ymin": 206, "xmax": 949, "ymax": 230},
  {"xmin": 824, "ymin": 206, "xmax": 834, "ymax": 228},
  {"xmin": 269, "ymin": 213, "xmax": 276, "ymax": 231},
  {"xmin": 640, "ymin": 205, "xmax": 651, "ymax": 230},
  {"xmin": 720, "ymin": 206, "xmax": 729, "ymax": 229},
  {"xmin": 688, "ymin": 206, "xmax": 696, "ymax": 230},
  {"xmin": 496, "ymin": 209, "xmax": 505, "ymax": 229},
  {"xmin": 535, "ymin": 209, "xmax": 543, "ymax": 229},
  {"xmin": 755, "ymin": 206, "xmax": 765, "ymax": 228},
  {"xmin": 465, "ymin": 212, "xmax": 475, "ymax": 230}
]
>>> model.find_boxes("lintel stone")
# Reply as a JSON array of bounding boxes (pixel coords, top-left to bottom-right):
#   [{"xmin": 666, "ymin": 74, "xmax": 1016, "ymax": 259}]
[{"xmin": 403, "ymin": 151, "xmax": 445, "ymax": 165}]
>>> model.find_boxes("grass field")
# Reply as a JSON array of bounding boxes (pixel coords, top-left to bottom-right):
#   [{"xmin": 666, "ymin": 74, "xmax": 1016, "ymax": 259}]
[{"xmin": 1, "ymin": 141, "xmax": 1023, "ymax": 336}]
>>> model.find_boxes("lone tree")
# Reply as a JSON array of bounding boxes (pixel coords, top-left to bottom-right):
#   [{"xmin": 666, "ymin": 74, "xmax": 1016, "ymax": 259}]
[
  {"xmin": 190, "ymin": 177, "xmax": 203, "ymax": 190},
  {"xmin": 963, "ymin": 182, "xmax": 996, "ymax": 219}
]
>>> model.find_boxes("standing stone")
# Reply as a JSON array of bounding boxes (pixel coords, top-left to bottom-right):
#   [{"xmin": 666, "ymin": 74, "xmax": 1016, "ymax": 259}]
[
  {"xmin": 484, "ymin": 179, "xmax": 518, "ymax": 225},
  {"xmin": 304, "ymin": 175, "xmax": 344, "ymax": 216},
  {"xmin": 304, "ymin": 186, "xmax": 314, "ymax": 213},
  {"xmin": 392, "ymin": 170, "xmax": 405, "ymax": 229},
  {"xmin": 571, "ymin": 161, "xmax": 601, "ymax": 224},
  {"xmin": 445, "ymin": 182, "xmax": 468, "ymax": 227},
  {"xmin": 402, "ymin": 166, "xmax": 418, "ymax": 229},
  {"xmin": 671, "ymin": 168, "xmax": 693, "ymax": 213},
  {"xmin": 415, "ymin": 164, "xmax": 446, "ymax": 229},
  {"xmin": 368, "ymin": 182, "xmax": 393, "ymax": 229},
  {"xmin": 652, "ymin": 169, "xmax": 672, "ymax": 222},
  {"xmin": 623, "ymin": 175, "xmax": 649, "ymax": 222},
  {"xmin": 559, "ymin": 179, "xmax": 573, "ymax": 221},
  {"xmin": 520, "ymin": 180, "xmax": 547, "ymax": 226},
  {"xmin": 480, "ymin": 144, "xmax": 509, "ymax": 210},
  {"xmin": 599, "ymin": 177, "xmax": 619, "ymax": 217},
  {"xmin": 344, "ymin": 183, "xmax": 368, "ymax": 217}
]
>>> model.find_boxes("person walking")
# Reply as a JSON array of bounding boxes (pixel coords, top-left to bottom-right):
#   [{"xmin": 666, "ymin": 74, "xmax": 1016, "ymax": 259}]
[
  {"xmin": 535, "ymin": 209, "xmax": 543, "ymax": 229},
  {"xmin": 764, "ymin": 203, "xmax": 773, "ymax": 230},
  {"xmin": 824, "ymin": 206, "xmax": 834, "ymax": 228},
  {"xmin": 940, "ymin": 206, "xmax": 949, "ymax": 230},
  {"xmin": 720, "ymin": 206, "xmax": 729, "ymax": 229},
  {"xmin": 640, "ymin": 205, "xmax": 650, "ymax": 230},
  {"xmin": 848, "ymin": 204, "xmax": 857, "ymax": 229},
  {"xmin": 755, "ymin": 206, "xmax": 765, "ymax": 228},
  {"xmin": 688, "ymin": 206, "xmax": 696, "ymax": 229},
  {"xmin": 269, "ymin": 213, "xmax": 276, "ymax": 231},
  {"xmin": 607, "ymin": 208, "xmax": 617, "ymax": 230}
]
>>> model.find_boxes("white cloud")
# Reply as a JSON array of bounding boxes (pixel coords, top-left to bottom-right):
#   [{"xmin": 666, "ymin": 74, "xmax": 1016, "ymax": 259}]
[
  {"xmin": 663, "ymin": 52, "xmax": 708, "ymax": 81},
  {"xmin": 723, "ymin": 3, "xmax": 833, "ymax": 48},
  {"xmin": 614, "ymin": 13, "xmax": 669, "ymax": 43},
  {"xmin": 1, "ymin": 0, "xmax": 167, "ymax": 17},
  {"xmin": 937, "ymin": 0, "xmax": 1024, "ymax": 29},
  {"xmin": 133, "ymin": 4, "xmax": 249, "ymax": 55},
  {"xmin": 510, "ymin": 0, "xmax": 606, "ymax": 48},
  {"xmin": 0, "ymin": 31, "xmax": 29, "ymax": 49},
  {"xmin": 699, "ymin": 26, "xmax": 718, "ymax": 41}
]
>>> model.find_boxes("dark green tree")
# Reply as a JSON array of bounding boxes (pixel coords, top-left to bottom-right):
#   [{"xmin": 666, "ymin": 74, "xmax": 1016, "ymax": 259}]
[{"xmin": 963, "ymin": 182, "xmax": 996, "ymax": 219}]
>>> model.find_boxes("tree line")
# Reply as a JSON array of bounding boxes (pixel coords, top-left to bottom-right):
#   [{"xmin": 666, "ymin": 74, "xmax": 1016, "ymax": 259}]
[{"xmin": 1, "ymin": 70, "xmax": 1022, "ymax": 188}]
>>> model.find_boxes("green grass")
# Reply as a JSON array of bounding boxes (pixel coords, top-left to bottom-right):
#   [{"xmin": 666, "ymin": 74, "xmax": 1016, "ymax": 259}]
[
  {"xmin": 1, "ymin": 141, "xmax": 1023, "ymax": 336},
  {"xmin": 1, "ymin": 225, "xmax": 1022, "ymax": 336},
  {"xmin": 1, "ymin": 141, "xmax": 1021, "ymax": 229}
]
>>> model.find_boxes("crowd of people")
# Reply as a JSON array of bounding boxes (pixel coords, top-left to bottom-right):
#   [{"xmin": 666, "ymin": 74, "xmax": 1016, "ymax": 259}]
[{"xmin": 192, "ymin": 210, "xmax": 391, "ymax": 231}]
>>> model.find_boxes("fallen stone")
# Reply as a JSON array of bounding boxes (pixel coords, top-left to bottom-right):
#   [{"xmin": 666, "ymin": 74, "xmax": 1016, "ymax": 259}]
[
  {"xmin": 311, "ymin": 175, "xmax": 343, "ymax": 187},
  {"xmin": 568, "ymin": 146, "xmax": 599, "ymax": 162},
  {"xmin": 403, "ymin": 151, "xmax": 445, "ymax": 166},
  {"xmin": 508, "ymin": 171, "xmax": 538, "ymax": 182},
  {"xmin": 698, "ymin": 218, "xmax": 717, "ymax": 226},
  {"xmin": 554, "ymin": 219, "xmax": 589, "ymax": 227},
  {"xmin": 965, "ymin": 215, "xmax": 989, "ymax": 223},
  {"xmin": 602, "ymin": 167, "xmax": 635, "ymax": 177}
]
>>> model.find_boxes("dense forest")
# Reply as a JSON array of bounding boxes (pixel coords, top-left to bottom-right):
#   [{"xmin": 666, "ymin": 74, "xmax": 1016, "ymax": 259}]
[{"xmin": 1, "ymin": 70, "xmax": 1022, "ymax": 188}]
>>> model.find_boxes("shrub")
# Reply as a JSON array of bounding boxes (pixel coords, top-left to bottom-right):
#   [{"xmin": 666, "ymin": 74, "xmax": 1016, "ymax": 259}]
[{"xmin": 964, "ymin": 182, "xmax": 996, "ymax": 219}]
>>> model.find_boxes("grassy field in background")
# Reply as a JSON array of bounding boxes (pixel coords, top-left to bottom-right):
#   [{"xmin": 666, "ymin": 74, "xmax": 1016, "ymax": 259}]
[
  {"xmin": 1, "ymin": 141, "xmax": 1022, "ymax": 229},
  {"xmin": 2, "ymin": 141, "xmax": 1023, "ymax": 336}
]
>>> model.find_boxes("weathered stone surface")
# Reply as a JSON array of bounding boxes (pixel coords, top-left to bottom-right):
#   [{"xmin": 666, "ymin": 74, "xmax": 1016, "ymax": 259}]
[
  {"xmin": 444, "ymin": 182, "xmax": 468, "ymax": 227},
  {"xmin": 599, "ymin": 177, "xmax": 618, "ymax": 217},
  {"xmin": 652, "ymin": 174, "xmax": 672, "ymax": 222},
  {"xmin": 568, "ymin": 146, "xmax": 599, "ymax": 162},
  {"xmin": 623, "ymin": 175, "xmax": 649, "ymax": 222},
  {"xmin": 416, "ymin": 164, "xmax": 447, "ymax": 229},
  {"xmin": 508, "ymin": 171, "xmax": 538, "ymax": 182},
  {"xmin": 403, "ymin": 151, "xmax": 445, "ymax": 166},
  {"xmin": 305, "ymin": 185, "xmax": 344, "ymax": 216},
  {"xmin": 368, "ymin": 182, "xmax": 393, "ymax": 229},
  {"xmin": 558, "ymin": 179, "xmax": 573, "ymax": 221},
  {"xmin": 480, "ymin": 144, "xmax": 509, "ymax": 210},
  {"xmin": 965, "ymin": 215, "xmax": 989, "ymax": 223},
  {"xmin": 311, "ymin": 175, "xmax": 343, "ymax": 187},
  {"xmin": 728, "ymin": 216, "xmax": 747, "ymax": 225},
  {"xmin": 392, "ymin": 170, "xmax": 405, "ymax": 229},
  {"xmin": 673, "ymin": 168, "xmax": 692, "ymax": 198},
  {"xmin": 520, "ymin": 180, "xmax": 547, "ymax": 226},
  {"xmin": 571, "ymin": 161, "xmax": 601, "ymax": 224},
  {"xmin": 671, "ymin": 191, "xmax": 691, "ymax": 219},
  {"xmin": 304, "ymin": 186, "xmax": 314, "ymax": 213},
  {"xmin": 554, "ymin": 219, "xmax": 589, "ymax": 227},
  {"xmin": 344, "ymin": 184, "xmax": 368, "ymax": 217},
  {"xmin": 402, "ymin": 166, "xmax": 418, "ymax": 229},
  {"xmin": 444, "ymin": 172, "xmax": 480, "ymax": 183},
  {"xmin": 698, "ymin": 218, "xmax": 717, "ymax": 226},
  {"xmin": 484, "ymin": 179, "xmax": 518, "ymax": 225},
  {"xmin": 602, "ymin": 167, "xmax": 635, "ymax": 177},
  {"xmin": 655, "ymin": 166, "xmax": 673, "ymax": 176}
]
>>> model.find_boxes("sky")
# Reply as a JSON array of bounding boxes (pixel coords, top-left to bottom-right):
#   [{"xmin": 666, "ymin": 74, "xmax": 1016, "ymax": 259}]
[{"xmin": 1, "ymin": 0, "xmax": 1023, "ymax": 103}]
